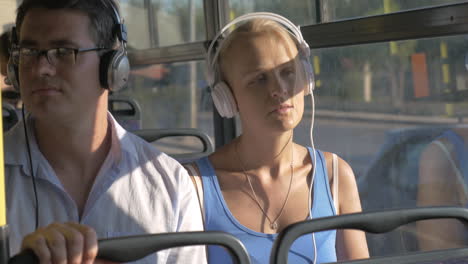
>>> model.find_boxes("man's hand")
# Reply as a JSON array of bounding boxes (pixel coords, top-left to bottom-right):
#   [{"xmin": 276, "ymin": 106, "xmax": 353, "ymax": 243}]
[{"xmin": 21, "ymin": 222, "xmax": 98, "ymax": 264}]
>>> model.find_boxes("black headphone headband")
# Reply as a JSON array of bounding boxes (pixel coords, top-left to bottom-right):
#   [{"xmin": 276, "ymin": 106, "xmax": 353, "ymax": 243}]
[{"xmin": 108, "ymin": 1, "xmax": 127, "ymax": 45}]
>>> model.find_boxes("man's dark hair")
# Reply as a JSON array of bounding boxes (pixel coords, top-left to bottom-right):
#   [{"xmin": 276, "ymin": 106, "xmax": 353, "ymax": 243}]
[
  {"xmin": 0, "ymin": 31, "xmax": 10, "ymax": 59},
  {"xmin": 15, "ymin": 0, "xmax": 120, "ymax": 48}
]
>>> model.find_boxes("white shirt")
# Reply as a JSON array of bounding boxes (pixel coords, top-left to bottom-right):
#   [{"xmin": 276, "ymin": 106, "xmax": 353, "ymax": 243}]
[{"xmin": 5, "ymin": 113, "xmax": 206, "ymax": 264}]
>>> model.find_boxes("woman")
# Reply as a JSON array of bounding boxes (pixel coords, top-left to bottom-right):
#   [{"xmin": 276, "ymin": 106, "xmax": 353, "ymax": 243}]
[{"xmin": 187, "ymin": 13, "xmax": 369, "ymax": 263}]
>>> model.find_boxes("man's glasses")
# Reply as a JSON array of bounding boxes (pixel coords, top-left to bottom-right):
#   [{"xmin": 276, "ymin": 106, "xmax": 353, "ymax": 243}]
[{"xmin": 11, "ymin": 47, "xmax": 106, "ymax": 67}]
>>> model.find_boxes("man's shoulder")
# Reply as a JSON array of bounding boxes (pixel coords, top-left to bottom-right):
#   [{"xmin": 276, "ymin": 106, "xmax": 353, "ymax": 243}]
[{"xmin": 4, "ymin": 119, "xmax": 23, "ymax": 142}]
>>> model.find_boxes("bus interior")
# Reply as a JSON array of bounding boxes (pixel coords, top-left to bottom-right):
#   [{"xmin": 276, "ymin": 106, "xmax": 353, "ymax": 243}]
[{"xmin": 4, "ymin": 0, "xmax": 468, "ymax": 263}]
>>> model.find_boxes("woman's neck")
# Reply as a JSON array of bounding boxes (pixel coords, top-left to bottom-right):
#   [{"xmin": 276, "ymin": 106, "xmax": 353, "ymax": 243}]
[{"xmin": 235, "ymin": 130, "xmax": 294, "ymax": 171}]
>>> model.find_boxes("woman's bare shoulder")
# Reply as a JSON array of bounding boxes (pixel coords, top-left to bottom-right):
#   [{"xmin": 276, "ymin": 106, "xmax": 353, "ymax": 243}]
[{"xmin": 321, "ymin": 151, "xmax": 353, "ymax": 182}]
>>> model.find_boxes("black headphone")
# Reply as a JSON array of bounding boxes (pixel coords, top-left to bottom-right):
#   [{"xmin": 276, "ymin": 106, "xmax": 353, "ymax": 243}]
[
  {"xmin": 100, "ymin": 2, "xmax": 130, "ymax": 92},
  {"xmin": 7, "ymin": 2, "xmax": 130, "ymax": 92}
]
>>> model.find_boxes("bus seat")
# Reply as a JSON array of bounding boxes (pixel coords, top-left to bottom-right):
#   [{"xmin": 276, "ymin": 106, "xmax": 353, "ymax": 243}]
[
  {"xmin": 270, "ymin": 207, "xmax": 468, "ymax": 264},
  {"xmin": 109, "ymin": 95, "xmax": 142, "ymax": 131},
  {"xmin": 9, "ymin": 231, "xmax": 251, "ymax": 264},
  {"xmin": 2, "ymin": 103, "xmax": 18, "ymax": 132},
  {"xmin": 132, "ymin": 128, "xmax": 214, "ymax": 163}
]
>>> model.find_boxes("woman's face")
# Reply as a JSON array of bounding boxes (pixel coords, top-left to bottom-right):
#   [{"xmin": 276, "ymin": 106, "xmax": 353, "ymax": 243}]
[{"xmin": 221, "ymin": 31, "xmax": 307, "ymax": 133}]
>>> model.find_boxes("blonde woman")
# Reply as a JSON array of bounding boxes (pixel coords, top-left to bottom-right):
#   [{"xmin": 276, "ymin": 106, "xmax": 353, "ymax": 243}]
[{"xmin": 187, "ymin": 13, "xmax": 369, "ymax": 263}]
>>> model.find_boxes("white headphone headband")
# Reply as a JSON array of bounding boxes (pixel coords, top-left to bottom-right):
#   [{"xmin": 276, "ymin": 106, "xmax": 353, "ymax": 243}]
[
  {"xmin": 205, "ymin": 12, "xmax": 314, "ymax": 118},
  {"xmin": 206, "ymin": 12, "xmax": 310, "ymax": 86}
]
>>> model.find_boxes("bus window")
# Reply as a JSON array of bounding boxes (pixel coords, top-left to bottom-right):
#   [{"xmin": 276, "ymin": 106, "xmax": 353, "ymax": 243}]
[
  {"xmin": 228, "ymin": 0, "xmax": 468, "ymax": 24},
  {"xmin": 307, "ymin": 34, "xmax": 468, "ymax": 256},
  {"xmin": 225, "ymin": 0, "xmax": 318, "ymax": 26},
  {"xmin": 120, "ymin": 0, "xmax": 206, "ymax": 49},
  {"xmin": 113, "ymin": 60, "xmax": 214, "ymax": 145}
]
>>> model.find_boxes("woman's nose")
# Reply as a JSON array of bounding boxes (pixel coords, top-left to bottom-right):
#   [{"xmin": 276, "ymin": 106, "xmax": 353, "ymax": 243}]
[{"xmin": 270, "ymin": 75, "xmax": 288, "ymax": 98}]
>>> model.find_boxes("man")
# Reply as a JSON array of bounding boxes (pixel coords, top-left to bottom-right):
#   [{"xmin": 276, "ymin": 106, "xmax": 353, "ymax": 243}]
[{"xmin": 5, "ymin": 0, "xmax": 205, "ymax": 263}]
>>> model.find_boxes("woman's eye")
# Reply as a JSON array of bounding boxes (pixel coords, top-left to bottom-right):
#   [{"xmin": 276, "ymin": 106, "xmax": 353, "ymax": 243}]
[
  {"xmin": 248, "ymin": 74, "xmax": 267, "ymax": 85},
  {"xmin": 257, "ymin": 74, "xmax": 267, "ymax": 82},
  {"xmin": 283, "ymin": 68, "xmax": 295, "ymax": 78}
]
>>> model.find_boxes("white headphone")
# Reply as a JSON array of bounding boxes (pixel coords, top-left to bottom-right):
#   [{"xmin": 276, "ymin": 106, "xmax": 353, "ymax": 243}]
[{"xmin": 205, "ymin": 12, "xmax": 315, "ymax": 118}]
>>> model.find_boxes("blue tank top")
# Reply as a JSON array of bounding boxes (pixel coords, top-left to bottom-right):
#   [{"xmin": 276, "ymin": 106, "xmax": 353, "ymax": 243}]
[
  {"xmin": 437, "ymin": 130, "xmax": 468, "ymax": 181},
  {"xmin": 196, "ymin": 148, "xmax": 337, "ymax": 264}
]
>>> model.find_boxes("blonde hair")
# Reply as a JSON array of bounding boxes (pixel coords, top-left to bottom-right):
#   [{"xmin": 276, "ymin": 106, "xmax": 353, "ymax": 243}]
[{"xmin": 217, "ymin": 18, "xmax": 300, "ymax": 83}]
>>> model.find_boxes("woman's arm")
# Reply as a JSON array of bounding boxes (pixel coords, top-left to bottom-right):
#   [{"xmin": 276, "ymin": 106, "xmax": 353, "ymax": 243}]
[
  {"xmin": 417, "ymin": 141, "xmax": 467, "ymax": 250},
  {"xmin": 332, "ymin": 155, "xmax": 370, "ymax": 260}
]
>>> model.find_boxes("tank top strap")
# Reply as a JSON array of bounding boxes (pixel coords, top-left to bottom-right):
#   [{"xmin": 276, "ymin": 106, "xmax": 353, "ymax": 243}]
[
  {"xmin": 195, "ymin": 157, "xmax": 219, "ymax": 225},
  {"xmin": 307, "ymin": 148, "xmax": 337, "ymax": 217}
]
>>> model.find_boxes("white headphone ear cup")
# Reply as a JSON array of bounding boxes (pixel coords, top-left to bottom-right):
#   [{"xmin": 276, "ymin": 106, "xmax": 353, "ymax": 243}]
[
  {"xmin": 299, "ymin": 42, "xmax": 310, "ymax": 58},
  {"xmin": 212, "ymin": 82, "xmax": 237, "ymax": 118},
  {"xmin": 301, "ymin": 58, "xmax": 314, "ymax": 95},
  {"xmin": 297, "ymin": 41, "xmax": 314, "ymax": 95}
]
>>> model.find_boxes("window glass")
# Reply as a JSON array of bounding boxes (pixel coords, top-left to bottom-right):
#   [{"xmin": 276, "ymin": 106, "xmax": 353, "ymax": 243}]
[
  {"xmin": 228, "ymin": 0, "xmax": 317, "ymax": 26},
  {"xmin": 330, "ymin": 0, "xmax": 468, "ymax": 21},
  {"xmin": 292, "ymin": 35, "xmax": 468, "ymax": 256},
  {"xmin": 120, "ymin": 0, "xmax": 206, "ymax": 50},
  {"xmin": 0, "ymin": 0, "xmax": 17, "ymax": 33},
  {"xmin": 112, "ymin": 60, "xmax": 214, "ymax": 154},
  {"xmin": 228, "ymin": 0, "xmax": 468, "ymax": 25}
]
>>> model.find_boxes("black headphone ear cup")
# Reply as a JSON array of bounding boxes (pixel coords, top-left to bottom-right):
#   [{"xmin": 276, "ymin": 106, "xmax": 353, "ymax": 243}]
[
  {"xmin": 212, "ymin": 82, "xmax": 237, "ymax": 118},
  {"xmin": 99, "ymin": 50, "xmax": 114, "ymax": 89},
  {"xmin": 108, "ymin": 48, "xmax": 130, "ymax": 92},
  {"xmin": 7, "ymin": 61, "xmax": 19, "ymax": 92},
  {"xmin": 99, "ymin": 49, "xmax": 130, "ymax": 92}
]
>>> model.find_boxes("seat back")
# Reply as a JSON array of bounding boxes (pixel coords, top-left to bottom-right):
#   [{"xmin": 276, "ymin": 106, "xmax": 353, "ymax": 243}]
[
  {"xmin": 109, "ymin": 96, "xmax": 142, "ymax": 131},
  {"xmin": 9, "ymin": 231, "xmax": 251, "ymax": 264},
  {"xmin": 270, "ymin": 207, "xmax": 468, "ymax": 264},
  {"xmin": 133, "ymin": 128, "xmax": 214, "ymax": 163}
]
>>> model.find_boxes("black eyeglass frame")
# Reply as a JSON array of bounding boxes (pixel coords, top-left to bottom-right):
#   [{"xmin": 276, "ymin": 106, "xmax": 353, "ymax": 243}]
[{"xmin": 10, "ymin": 46, "xmax": 108, "ymax": 66}]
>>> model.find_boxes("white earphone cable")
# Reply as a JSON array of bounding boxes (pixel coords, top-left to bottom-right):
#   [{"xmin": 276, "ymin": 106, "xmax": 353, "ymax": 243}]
[{"xmin": 309, "ymin": 88, "xmax": 317, "ymax": 264}]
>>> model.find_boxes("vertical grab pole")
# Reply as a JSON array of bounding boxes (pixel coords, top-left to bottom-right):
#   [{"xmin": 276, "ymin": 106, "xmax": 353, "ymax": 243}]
[{"xmin": 0, "ymin": 87, "xmax": 9, "ymax": 264}]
